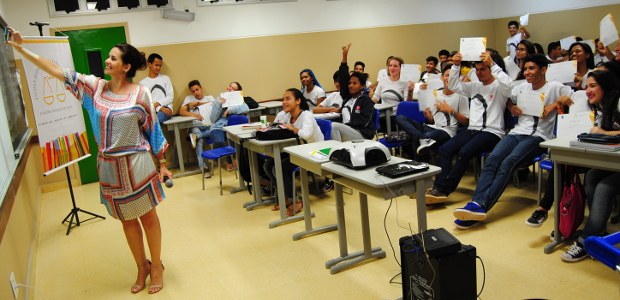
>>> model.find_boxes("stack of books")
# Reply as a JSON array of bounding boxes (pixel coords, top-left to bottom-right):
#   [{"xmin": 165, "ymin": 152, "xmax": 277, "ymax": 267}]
[{"xmin": 569, "ymin": 140, "xmax": 620, "ymax": 151}]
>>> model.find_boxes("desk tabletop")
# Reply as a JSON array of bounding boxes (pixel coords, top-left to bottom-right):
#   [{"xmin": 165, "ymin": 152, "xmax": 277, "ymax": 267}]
[
  {"xmin": 259, "ymin": 101, "xmax": 283, "ymax": 108},
  {"xmin": 284, "ymin": 140, "xmax": 342, "ymax": 164},
  {"xmin": 223, "ymin": 123, "xmax": 261, "ymax": 137},
  {"xmin": 322, "ymin": 157, "xmax": 441, "ymax": 188},
  {"xmin": 374, "ymin": 103, "xmax": 398, "ymax": 111},
  {"xmin": 163, "ymin": 115, "xmax": 196, "ymax": 125}
]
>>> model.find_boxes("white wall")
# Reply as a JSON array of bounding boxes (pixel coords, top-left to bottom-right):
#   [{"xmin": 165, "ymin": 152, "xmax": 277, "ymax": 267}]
[{"xmin": 2, "ymin": 0, "xmax": 619, "ymax": 46}]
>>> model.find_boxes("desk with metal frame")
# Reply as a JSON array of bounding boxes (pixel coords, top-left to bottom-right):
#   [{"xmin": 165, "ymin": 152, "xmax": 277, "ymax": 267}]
[
  {"xmin": 222, "ymin": 123, "xmax": 261, "ymax": 194},
  {"xmin": 245, "ymin": 137, "xmax": 308, "ymax": 228},
  {"xmin": 540, "ymin": 138, "xmax": 620, "ymax": 254},
  {"xmin": 259, "ymin": 101, "xmax": 283, "ymax": 115},
  {"xmin": 321, "ymin": 158, "xmax": 441, "ymax": 274},
  {"xmin": 246, "ymin": 107, "xmax": 265, "ymax": 122},
  {"xmin": 284, "ymin": 140, "xmax": 342, "ymax": 240},
  {"xmin": 163, "ymin": 116, "xmax": 201, "ymax": 178},
  {"xmin": 374, "ymin": 102, "xmax": 398, "ymax": 134}
]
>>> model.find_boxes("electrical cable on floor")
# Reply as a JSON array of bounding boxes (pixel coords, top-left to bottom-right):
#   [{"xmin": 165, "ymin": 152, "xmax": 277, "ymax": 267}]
[{"xmin": 477, "ymin": 255, "xmax": 486, "ymax": 298}]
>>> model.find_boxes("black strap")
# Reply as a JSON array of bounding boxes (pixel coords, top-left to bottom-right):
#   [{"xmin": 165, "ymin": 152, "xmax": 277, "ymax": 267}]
[
  {"xmin": 383, "ymin": 89, "xmax": 404, "ymax": 102},
  {"xmin": 473, "ymin": 94, "xmax": 488, "ymax": 129},
  {"xmin": 150, "ymin": 84, "xmax": 167, "ymax": 97},
  {"xmin": 530, "ymin": 116, "xmax": 539, "ymax": 136}
]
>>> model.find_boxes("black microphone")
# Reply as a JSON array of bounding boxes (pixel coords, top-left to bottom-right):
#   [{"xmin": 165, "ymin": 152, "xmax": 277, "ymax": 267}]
[
  {"xmin": 163, "ymin": 175, "xmax": 174, "ymax": 188},
  {"xmin": 29, "ymin": 22, "xmax": 50, "ymax": 26}
]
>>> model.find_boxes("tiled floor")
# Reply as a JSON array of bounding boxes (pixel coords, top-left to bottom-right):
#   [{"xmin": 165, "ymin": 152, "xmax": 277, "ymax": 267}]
[{"xmin": 33, "ymin": 166, "xmax": 619, "ymax": 299}]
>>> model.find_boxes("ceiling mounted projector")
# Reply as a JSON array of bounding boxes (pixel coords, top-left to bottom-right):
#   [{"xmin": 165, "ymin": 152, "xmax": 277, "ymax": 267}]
[{"xmin": 161, "ymin": 9, "xmax": 195, "ymax": 22}]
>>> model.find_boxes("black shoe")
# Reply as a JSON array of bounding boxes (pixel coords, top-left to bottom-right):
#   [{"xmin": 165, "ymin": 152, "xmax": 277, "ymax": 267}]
[
  {"xmin": 525, "ymin": 209, "xmax": 548, "ymax": 228},
  {"xmin": 323, "ymin": 179, "xmax": 334, "ymax": 192}
]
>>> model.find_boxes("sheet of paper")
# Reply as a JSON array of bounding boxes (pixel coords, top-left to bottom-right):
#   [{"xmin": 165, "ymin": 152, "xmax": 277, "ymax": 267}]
[
  {"xmin": 600, "ymin": 14, "xmax": 619, "ymax": 46},
  {"xmin": 310, "ymin": 147, "xmax": 332, "ymax": 161},
  {"xmin": 569, "ymin": 90, "xmax": 590, "ymax": 113},
  {"xmin": 582, "ymin": 39, "xmax": 596, "ymax": 53},
  {"xmin": 220, "ymin": 91, "xmax": 243, "ymax": 108},
  {"xmin": 400, "ymin": 64, "xmax": 421, "ymax": 82},
  {"xmin": 503, "ymin": 56, "xmax": 521, "ymax": 80},
  {"xmin": 417, "ymin": 79, "xmax": 444, "ymax": 110},
  {"xmin": 560, "ymin": 36, "xmax": 577, "ymax": 50},
  {"xmin": 197, "ymin": 101, "xmax": 213, "ymax": 126},
  {"xmin": 516, "ymin": 90, "xmax": 544, "ymax": 117},
  {"xmin": 459, "ymin": 37, "xmax": 487, "ymax": 61},
  {"xmin": 546, "ymin": 60, "xmax": 577, "ymax": 84},
  {"xmin": 377, "ymin": 69, "xmax": 388, "ymax": 82},
  {"xmin": 520, "ymin": 13, "xmax": 529, "ymax": 26},
  {"xmin": 557, "ymin": 111, "xmax": 594, "ymax": 139}
]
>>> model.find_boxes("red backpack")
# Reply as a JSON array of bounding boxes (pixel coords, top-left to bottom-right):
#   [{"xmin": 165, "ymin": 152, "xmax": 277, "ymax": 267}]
[{"xmin": 559, "ymin": 166, "xmax": 586, "ymax": 239}]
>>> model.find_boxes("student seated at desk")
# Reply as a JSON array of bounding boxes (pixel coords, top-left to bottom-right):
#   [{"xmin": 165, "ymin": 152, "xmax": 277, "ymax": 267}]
[
  {"xmin": 263, "ymin": 88, "xmax": 324, "ymax": 216},
  {"xmin": 139, "ymin": 53, "xmax": 174, "ymax": 124},
  {"xmin": 313, "ymin": 70, "xmax": 343, "ymax": 120},
  {"xmin": 396, "ymin": 63, "xmax": 469, "ymax": 161},
  {"xmin": 562, "ymin": 70, "xmax": 620, "ymax": 262},
  {"xmin": 452, "ymin": 54, "xmax": 574, "ymax": 230},
  {"xmin": 227, "ymin": 81, "xmax": 259, "ymax": 109},
  {"xmin": 300, "ymin": 68, "xmax": 326, "ymax": 109}
]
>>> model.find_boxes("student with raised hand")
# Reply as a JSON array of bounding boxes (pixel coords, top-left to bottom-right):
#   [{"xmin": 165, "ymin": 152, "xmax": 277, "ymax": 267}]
[
  {"xmin": 263, "ymin": 88, "xmax": 324, "ymax": 216},
  {"xmin": 425, "ymin": 51, "xmax": 512, "ymax": 206},
  {"xmin": 506, "ymin": 20, "xmax": 531, "ymax": 60},
  {"xmin": 330, "ymin": 43, "xmax": 377, "ymax": 142},
  {"xmin": 7, "ymin": 28, "xmax": 169, "ymax": 294},
  {"xmin": 300, "ymin": 68, "xmax": 326, "ymax": 108},
  {"xmin": 593, "ymin": 38, "xmax": 615, "ymax": 67},
  {"xmin": 568, "ymin": 42, "xmax": 595, "ymax": 90},
  {"xmin": 562, "ymin": 70, "xmax": 620, "ymax": 262},
  {"xmin": 179, "ymin": 80, "xmax": 217, "ymax": 178},
  {"xmin": 140, "ymin": 53, "xmax": 174, "ymax": 124},
  {"xmin": 453, "ymin": 54, "xmax": 574, "ymax": 229},
  {"xmin": 396, "ymin": 63, "xmax": 469, "ymax": 161}
]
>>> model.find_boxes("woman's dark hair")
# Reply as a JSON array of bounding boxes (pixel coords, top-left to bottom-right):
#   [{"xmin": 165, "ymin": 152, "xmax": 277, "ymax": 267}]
[
  {"xmin": 147, "ymin": 53, "xmax": 162, "ymax": 63},
  {"xmin": 486, "ymin": 48, "xmax": 506, "ymax": 73},
  {"xmin": 232, "ymin": 81, "xmax": 242, "ymax": 91},
  {"xmin": 114, "ymin": 43, "xmax": 147, "ymax": 78},
  {"xmin": 299, "ymin": 69, "xmax": 322, "ymax": 89},
  {"xmin": 568, "ymin": 42, "xmax": 595, "ymax": 70},
  {"xmin": 587, "ymin": 70, "xmax": 620, "ymax": 130},
  {"xmin": 286, "ymin": 88, "xmax": 309, "ymax": 111},
  {"xmin": 533, "ymin": 43, "xmax": 545, "ymax": 55},
  {"xmin": 515, "ymin": 40, "xmax": 536, "ymax": 80},
  {"xmin": 349, "ymin": 72, "xmax": 369, "ymax": 87}
]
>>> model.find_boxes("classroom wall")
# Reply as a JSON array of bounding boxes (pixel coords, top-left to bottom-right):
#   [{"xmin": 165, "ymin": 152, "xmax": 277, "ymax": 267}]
[{"xmin": 0, "ymin": 145, "xmax": 42, "ymax": 300}]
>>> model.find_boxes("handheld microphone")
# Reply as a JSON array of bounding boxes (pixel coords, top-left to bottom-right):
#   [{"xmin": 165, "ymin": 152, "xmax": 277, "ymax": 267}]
[
  {"xmin": 29, "ymin": 22, "xmax": 50, "ymax": 26},
  {"xmin": 163, "ymin": 176, "xmax": 174, "ymax": 188}
]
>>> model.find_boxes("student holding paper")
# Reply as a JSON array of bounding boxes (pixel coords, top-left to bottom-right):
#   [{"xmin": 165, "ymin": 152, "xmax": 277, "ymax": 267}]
[
  {"xmin": 371, "ymin": 56, "xmax": 415, "ymax": 132},
  {"xmin": 546, "ymin": 41, "xmax": 568, "ymax": 63},
  {"xmin": 8, "ymin": 29, "xmax": 169, "ymax": 294},
  {"xmin": 212, "ymin": 82, "xmax": 250, "ymax": 171},
  {"xmin": 425, "ymin": 51, "xmax": 511, "ymax": 206},
  {"xmin": 506, "ymin": 20, "xmax": 531, "ymax": 60},
  {"xmin": 396, "ymin": 63, "xmax": 469, "ymax": 161},
  {"xmin": 420, "ymin": 56, "xmax": 440, "ymax": 82},
  {"xmin": 568, "ymin": 42, "xmax": 595, "ymax": 90},
  {"xmin": 562, "ymin": 70, "xmax": 620, "ymax": 262},
  {"xmin": 300, "ymin": 68, "xmax": 326, "ymax": 108},
  {"xmin": 453, "ymin": 54, "xmax": 574, "ymax": 230}
]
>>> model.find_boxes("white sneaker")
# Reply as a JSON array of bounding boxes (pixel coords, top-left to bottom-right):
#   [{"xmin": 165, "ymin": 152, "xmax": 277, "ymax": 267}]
[
  {"xmin": 417, "ymin": 138, "xmax": 436, "ymax": 154},
  {"xmin": 189, "ymin": 133, "xmax": 197, "ymax": 149},
  {"xmin": 203, "ymin": 168, "xmax": 212, "ymax": 178}
]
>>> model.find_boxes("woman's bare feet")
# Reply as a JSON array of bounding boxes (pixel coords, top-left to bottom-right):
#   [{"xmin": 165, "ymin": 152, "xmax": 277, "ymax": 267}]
[
  {"xmin": 287, "ymin": 201, "xmax": 303, "ymax": 216},
  {"xmin": 148, "ymin": 261, "xmax": 165, "ymax": 294},
  {"xmin": 130, "ymin": 260, "xmax": 151, "ymax": 294}
]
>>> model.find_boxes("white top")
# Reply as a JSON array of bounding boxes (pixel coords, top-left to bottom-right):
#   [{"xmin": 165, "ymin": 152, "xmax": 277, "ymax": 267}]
[
  {"xmin": 182, "ymin": 94, "xmax": 215, "ymax": 126},
  {"xmin": 372, "ymin": 78, "xmax": 409, "ymax": 112},
  {"xmin": 510, "ymin": 81, "xmax": 573, "ymax": 140},
  {"xmin": 318, "ymin": 92, "xmax": 344, "ymax": 109},
  {"xmin": 139, "ymin": 74, "xmax": 174, "ymax": 111},
  {"xmin": 274, "ymin": 110, "xmax": 324, "ymax": 143},
  {"xmin": 303, "ymin": 86, "xmax": 326, "ymax": 108},
  {"xmin": 428, "ymin": 91, "xmax": 470, "ymax": 137},
  {"xmin": 448, "ymin": 64, "xmax": 513, "ymax": 138},
  {"xmin": 506, "ymin": 33, "xmax": 522, "ymax": 60}
]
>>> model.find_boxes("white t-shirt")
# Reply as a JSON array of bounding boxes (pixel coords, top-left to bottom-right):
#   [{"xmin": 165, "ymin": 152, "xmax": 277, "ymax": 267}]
[
  {"xmin": 448, "ymin": 64, "xmax": 513, "ymax": 138},
  {"xmin": 510, "ymin": 81, "xmax": 573, "ymax": 140},
  {"xmin": 428, "ymin": 91, "xmax": 470, "ymax": 137},
  {"xmin": 506, "ymin": 33, "xmax": 522, "ymax": 60},
  {"xmin": 182, "ymin": 95, "xmax": 215, "ymax": 126},
  {"xmin": 139, "ymin": 74, "xmax": 174, "ymax": 111},
  {"xmin": 372, "ymin": 78, "xmax": 408, "ymax": 106},
  {"xmin": 274, "ymin": 110, "xmax": 324, "ymax": 143},
  {"xmin": 318, "ymin": 92, "xmax": 343, "ymax": 109},
  {"xmin": 303, "ymin": 86, "xmax": 326, "ymax": 108}
]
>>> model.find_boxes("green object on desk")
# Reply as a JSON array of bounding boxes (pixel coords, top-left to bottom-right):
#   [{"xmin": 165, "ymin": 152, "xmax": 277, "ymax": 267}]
[{"xmin": 319, "ymin": 148, "xmax": 332, "ymax": 155}]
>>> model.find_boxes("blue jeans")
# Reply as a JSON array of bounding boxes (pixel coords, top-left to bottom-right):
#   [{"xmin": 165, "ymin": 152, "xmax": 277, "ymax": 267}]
[
  {"xmin": 472, "ymin": 134, "xmax": 544, "ymax": 211},
  {"xmin": 395, "ymin": 115, "xmax": 451, "ymax": 159},
  {"xmin": 434, "ymin": 130, "xmax": 501, "ymax": 195},
  {"xmin": 579, "ymin": 169, "xmax": 620, "ymax": 242},
  {"xmin": 192, "ymin": 126, "xmax": 227, "ymax": 169},
  {"xmin": 157, "ymin": 111, "xmax": 171, "ymax": 124}
]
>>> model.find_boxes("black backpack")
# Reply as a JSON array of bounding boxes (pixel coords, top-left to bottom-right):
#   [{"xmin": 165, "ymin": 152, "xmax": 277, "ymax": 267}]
[{"xmin": 253, "ymin": 123, "xmax": 298, "ymax": 140}]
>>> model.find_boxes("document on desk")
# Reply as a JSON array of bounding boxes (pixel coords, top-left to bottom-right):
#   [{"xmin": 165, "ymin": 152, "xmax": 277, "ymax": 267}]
[
  {"xmin": 546, "ymin": 60, "xmax": 577, "ymax": 84},
  {"xmin": 220, "ymin": 91, "xmax": 243, "ymax": 108},
  {"xmin": 600, "ymin": 14, "xmax": 619, "ymax": 46},
  {"xmin": 520, "ymin": 13, "xmax": 530, "ymax": 26},
  {"xmin": 417, "ymin": 78, "xmax": 444, "ymax": 110},
  {"xmin": 459, "ymin": 37, "xmax": 486, "ymax": 62},
  {"xmin": 516, "ymin": 90, "xmax": 544, "ymax": 117},
  {"xmin": 197, "ymin": 102, "xmax": 213, "ymax": 126},
  {"xmin": 310, "ymin": 147, "xmax": 332, "ymax": 162},
  {"xmin": 557, "ymin": 111, "xmax": 594, "ymax": 139},
  {"xmin": 401, "ymin": 64, "xmax": 421, "ymax": 83},
  {"xmin": 560, "ymin": 36, "xmax": 577, "ymax": 50}
]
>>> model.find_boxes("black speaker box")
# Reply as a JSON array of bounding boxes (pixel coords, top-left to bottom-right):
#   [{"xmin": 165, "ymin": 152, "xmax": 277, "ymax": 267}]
[{"xmin": 400, "ymin": 235, "xmax": 477, "ymax": 300}]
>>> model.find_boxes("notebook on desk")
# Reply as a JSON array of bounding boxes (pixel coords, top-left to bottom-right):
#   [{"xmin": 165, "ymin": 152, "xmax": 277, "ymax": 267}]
[{"xmin": 375, "ymin": 160, "xmax": 429, "ymax": 178}]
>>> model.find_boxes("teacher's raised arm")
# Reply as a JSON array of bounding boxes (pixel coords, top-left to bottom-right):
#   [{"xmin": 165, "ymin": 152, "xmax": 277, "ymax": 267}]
[{"xmin": 6, "ymin": 28, "xmax": 64, "ymax": 80}]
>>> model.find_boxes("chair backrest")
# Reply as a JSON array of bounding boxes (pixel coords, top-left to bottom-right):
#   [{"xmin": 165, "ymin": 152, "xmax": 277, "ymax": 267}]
[
  {"xmin": 228, "ymin": 115, "xmax": 249, "ymax": 126},
  {"xmin": 315, "ymin": 118, "xmax": 332, "ymax": 140},
  {"xmin": 396, "ymin": 101, "xmax": 425, "ymax": 123}
]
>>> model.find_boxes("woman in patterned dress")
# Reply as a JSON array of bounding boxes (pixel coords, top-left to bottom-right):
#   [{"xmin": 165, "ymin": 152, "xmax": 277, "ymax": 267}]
[{"xmin": 8, "ymin": 29, "xmax": 170, "ymax": 294}]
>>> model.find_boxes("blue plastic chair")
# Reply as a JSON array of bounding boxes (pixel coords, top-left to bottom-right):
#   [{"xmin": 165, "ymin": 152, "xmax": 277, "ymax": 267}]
[
  {"xmin": 200, "ymin": 115, "xmax": 249, "ymax": 194},
  {"xmin": 584, "ymin": 232, "xmax": 620, "ymax": 270},
  {"xmin": 378, "ymin": 102, "xmax": 424, "ymax": 155}
]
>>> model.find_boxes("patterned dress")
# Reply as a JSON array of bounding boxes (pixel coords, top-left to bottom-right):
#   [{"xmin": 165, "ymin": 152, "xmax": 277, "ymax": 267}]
[{"xmin": 64, "ymin": 70, "xmax": 169, "ymax": 221}]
